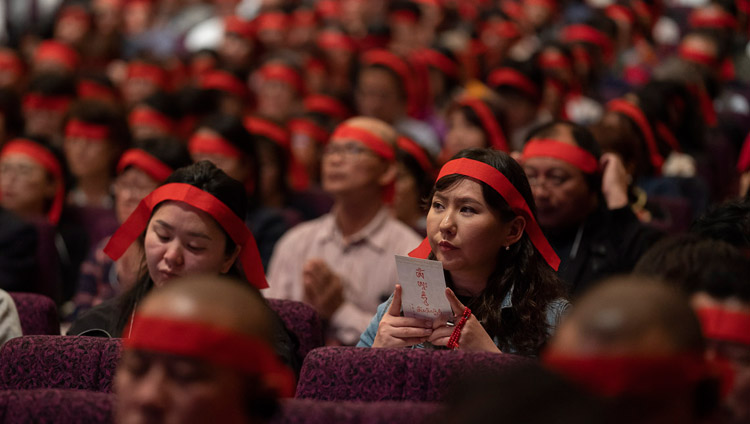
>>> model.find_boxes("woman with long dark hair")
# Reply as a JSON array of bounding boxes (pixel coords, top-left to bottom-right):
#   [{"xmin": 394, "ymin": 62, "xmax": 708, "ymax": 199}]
[{"xmin": 358, "ymin": 148, "xmax": 568, "ymax": 356}]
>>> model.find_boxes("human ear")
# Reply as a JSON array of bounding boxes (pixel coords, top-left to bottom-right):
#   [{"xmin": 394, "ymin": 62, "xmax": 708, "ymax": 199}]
[
  {"xmin": 378, "ymin": 161, "xmax": 398, "ymax": 187},
  {"xmin": 220, "ymin": 245, "xmax": 241, "ymax": 274},
  {"xmin": 504, "ymin": 216, "xmax": 526, "ymax": 246}
]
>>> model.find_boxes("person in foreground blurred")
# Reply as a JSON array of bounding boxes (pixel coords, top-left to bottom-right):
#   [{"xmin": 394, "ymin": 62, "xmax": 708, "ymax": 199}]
[{"xmin": 114, "ymin": 275, "xmax": 295, "ymax": 424}]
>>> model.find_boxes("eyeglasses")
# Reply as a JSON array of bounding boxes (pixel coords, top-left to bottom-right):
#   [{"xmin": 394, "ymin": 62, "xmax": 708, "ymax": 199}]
[
  {"xmin": 321, "ymin": 142, "xmax": 375, "ymax": 158},
  {"xmin": 0, "ymin": 162, "xmax": 43, "ymax": 180}
]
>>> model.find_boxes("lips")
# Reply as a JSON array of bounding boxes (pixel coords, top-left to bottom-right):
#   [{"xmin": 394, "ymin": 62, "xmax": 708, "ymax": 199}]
[{"xmin": 438, "ymin": 240, "xmax": 458, "ymax": 251}]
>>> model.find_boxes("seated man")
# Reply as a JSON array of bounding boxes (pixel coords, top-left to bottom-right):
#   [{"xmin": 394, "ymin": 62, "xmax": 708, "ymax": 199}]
[
  {"xmin": 544, "ymin": 276, "xmax": 721, "ymax": 424},
  {"xmin": 265, "ymin": 117, "xmax": 422, "ymax": 345},
  {"xmin": 114, "ymin": 275, "xmax": 295, "ymax": 424}
]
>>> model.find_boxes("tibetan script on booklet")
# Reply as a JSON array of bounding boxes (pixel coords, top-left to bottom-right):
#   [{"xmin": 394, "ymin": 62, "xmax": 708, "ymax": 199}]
[{"xmin": 395, "ymin": 255, "xmax": 453, "ymax": 321}]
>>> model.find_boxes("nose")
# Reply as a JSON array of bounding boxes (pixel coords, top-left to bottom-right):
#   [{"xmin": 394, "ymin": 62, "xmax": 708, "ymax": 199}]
[
  {"xmin": 439, "ymin": 209, "xmax": 456, "ymax": 236},
  {"xmin": 130, "ymin": 365, "xmax": 169, "ymax": 415},
  {"xmin": 163, "ymin": 241, "xmax": 184, "ymax": 268}
]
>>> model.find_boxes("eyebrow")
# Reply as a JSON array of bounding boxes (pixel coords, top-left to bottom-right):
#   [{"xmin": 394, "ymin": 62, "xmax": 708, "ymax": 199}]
[
  {"xmin": 433, "ymin": 193, "xmax": 482, "ymax": 205},
  {"xmin": 154, "ymin": 220, "xmax": 213, "ymax": 241}
]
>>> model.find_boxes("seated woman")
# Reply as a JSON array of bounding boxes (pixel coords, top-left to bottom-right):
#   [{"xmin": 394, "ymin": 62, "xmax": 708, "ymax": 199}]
[
  {"xmin": 358, "ymin": 148, "xmax": 568, "ymax": 356},
  {"xmin": 69, "ymin": 161, "xmax": 299, "ymax": 371}
]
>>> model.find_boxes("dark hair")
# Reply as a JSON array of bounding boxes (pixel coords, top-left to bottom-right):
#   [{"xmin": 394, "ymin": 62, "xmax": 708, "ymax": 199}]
[
  {"xmin": 28, "ymin": 72, "xmax": 77, "ymax": 97},
  {"xmin": 115, "ymin": 161, "xmax": 248, "ymax": 333},
  {"xmin": 430, "ymin": 148, "xmax": 565, "ymax": 356},
  {"xmin": 128, "ymin": 137, "xmax": 192, "ymax": 172},
  {"xmin": 691, "ymin": 198, "xmax": 750, "ymax": 250},
  {"xmin": 68, "ymin": 99, "xmax": 131, "ymax": 154},
  {"xmin": 397, "ymin": 138, "xmax": 435, "ymax": 204},
  {"xmin": 0, "ymin": 89, "xmax": 23, "ymax": 139},
  {"xmin": 140, "ymin": 91, "xmax": 182, "ymax": 121},
  {"xmin": 451, "ymin": 99, "xmax": 508, "ymax": 149},
  {"xmin": 525, "ymin": 120, "xmax": 603, "ymax": 194},
  {"xmin": 487, "ymin": 59, "xmax": 544, "ymax": 104},
  {"xmin": 358, "ymin": 63, "xmax": 408, "ymax": 101}
]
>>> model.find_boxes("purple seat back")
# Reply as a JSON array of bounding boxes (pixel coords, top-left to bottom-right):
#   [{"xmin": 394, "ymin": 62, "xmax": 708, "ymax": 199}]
[
  {"xmin": 0, "ymin": 336, "xmax": 121, "ymax": 392},
  {"xmin": 8, "ymin": 292, "xmax": 60, "ymax": 336},
  {"xmin": 296, "ymin": 347, "xmax": 530, "ymax": 402},
  {"xmin": 266, "ymin": 298, "xmax": 324, "ymax": 364},
  {"xmin": 0, "ymin": 389, "xmax": 114, "ymax": 423},
  {"xmin": 272, "ymin": 399, "xmax": 440, "ymax": 424}
]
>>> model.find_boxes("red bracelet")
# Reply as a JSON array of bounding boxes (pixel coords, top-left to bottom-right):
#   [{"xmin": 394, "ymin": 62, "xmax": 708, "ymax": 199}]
[{"xmin": 446, "ymin": 307, "xmax": 471, "ymax": 350}]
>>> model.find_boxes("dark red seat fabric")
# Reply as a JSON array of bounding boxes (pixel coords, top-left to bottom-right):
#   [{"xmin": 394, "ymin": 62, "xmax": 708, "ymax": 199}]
[
  {"xmin": 267, "ymin": 298, "xmax": 324, "ymax": 364},
  {"xmin": 8, "ymin": 292, "xmax": 59, "ymax": 336},
  {"xmin": 0, "ymin": 336, "xmax": 121, "ymax": 392},
  {"xmin": 295, "ymin": 347, "xmax": 530, "ymax": 402},
  {"xmin": 272, "ymin": 399, "xmax": 440, "ymax": 424},
  {"xmin": 0, "ymin": 389, "xmax": 114, "ymax": 423}
]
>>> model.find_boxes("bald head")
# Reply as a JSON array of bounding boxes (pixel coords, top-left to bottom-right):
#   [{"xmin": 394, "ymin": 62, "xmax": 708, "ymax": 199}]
[
  {"xmin": 338, "ymin": 116, "xmax": 398, "ymax": 148},
  {"xmin": 550, "ymin": 276, "xmax": 704, "ymax": 356},
  {"xmin": 139, "ymin": 274, "xmax": 275, "ymax": 344}
]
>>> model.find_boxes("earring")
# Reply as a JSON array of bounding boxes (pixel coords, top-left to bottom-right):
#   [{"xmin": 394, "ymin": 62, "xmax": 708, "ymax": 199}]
[{"xmin": 505, "ymin": 245, "xmax": 510, "ymax": 251}]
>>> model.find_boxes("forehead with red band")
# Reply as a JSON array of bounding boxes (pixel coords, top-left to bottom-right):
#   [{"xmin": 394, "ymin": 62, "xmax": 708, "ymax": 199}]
[
  {"xmin": 258, "ymin": 63, "xmax": 304, "ymax": 94},
  {"xmin": 104, "ymin": 183, "xmax": 267, "ymax": 290},
  {"xmin": 188, "ymin": 133, "xmax": 244, "ymax": 160},
  {"xmin": 330, "ymin": 124, "xmax": 396, "ymax": 162},
  {"xmin": 458, "ymin": 97, "xmax": 509, "ymax": 152},
  {"xmin": 117, "ymin": 149, "xmax": 173, "ymax": 183},
  {"xmin": 65, "ymin": 119, "xmax": 110, "ymax": 141},
  {"xmin": 487, "ymin": 68, "xmax": 539, "ymax": 99},
  {"xmin": 521, "ymin": 139, "xmax": 600, "ymax": 174},
  {"xmin": 125, "ymin": 314, "xmax": 295, "ymax": 397},
  {"xmin": 244, "ymin": 117, "xmax": 291, "ymax": 150},
  {"xmin": 410, "ymin": 158, "xmax": 560, "ymax": 270},
  {"xmin": 561, "ymin": 25, "xmax": 614, "ymax": 62}
]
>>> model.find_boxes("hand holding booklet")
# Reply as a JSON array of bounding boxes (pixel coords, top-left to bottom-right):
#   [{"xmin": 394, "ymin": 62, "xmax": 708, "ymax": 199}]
[{"xmin": 395, "ymin": 255, "xmax": 453, "ymax": 322}]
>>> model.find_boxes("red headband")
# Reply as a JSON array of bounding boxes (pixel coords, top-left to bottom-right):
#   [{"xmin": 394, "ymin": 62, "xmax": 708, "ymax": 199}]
[
  {"xmin": 129, "ymin": 108, "xmax": 175, "ymax": 134},
  {"xmin": 458, "ymin": 97, "xmax": 509, "ymax": 152},
  {"xmin": 607, "ymin": 99, "xmax": 664, "ymax": 172},
  {"xmin": 362, "ymin": 50, "xmax": 418, "ymax": 116},
  {"xmin": 0, "ymin": 51, "xmax": 24, "ymax": 76},
  {"xmin": 290, "ymin": 119, "xmax": 330, "ymax": 145},
  {"xmin": 256, "ymin": 12, "xmax": 288, "ymax": 32},
  {"xmin": 78, "ymin": 81, "xmax": 117, "ymax": 102},
  {"xmin": 481, "ymin": 20, "xmax": 521, "ymax": 40},
  {"xmin": 539, "ymin": 51, "xmax": 572, "ymax": 71},
  {"xmin": 389, "ymin": 10, "xmax": 419, "ymax": 24},
  {"xmin": 561, "ymin": 25, "xmax": 614, "ymax": 62},
  {"xmin": 65, "ymin": 119, "xmax": 110, "ymax": 141},
  {"xmin": 117, "ymin": 148, "xmax": 173, "ymax": 182},
  {"xmin": 397, "ymin": 136, "xmax": 434, "ymax": 175},
  {"xmin": 686, "ymin": 84, "xmax": 717, "ymax": 127},
  {"xmin": 34, "ymin": 41, "xmax": 79, "ymax": 71},
  {"xmin": 0, "ymin": 139, "xmax": 64, "ymax": 224},
  {"xmin": 104, "ymin": 183, "xmax": 267, "ymax": 289},
  {"xmin": 293, "ymin": 9, "xmax": 317, "ymax": 28},
  {"xmin": 689, "ymin": 11, "xmax": 737, "ymax": 29},
  {"xmin": 316, "ymin": 31, "xmax": 357, "ymax": 52},
  {"xmin": 303, "ymin": 95, "xmax": 351, "ymax": 120},
  {"xmin": 225, "ymin": 15, "xmax": 255, "ymax": 40},
  {"xmin": 521, "ymin": 139, "xmax": 599, "ymax": 174},
  {"xmin": 23, "ymin": 94, "xmax": 71, "ymax": 112},
  {"xmin": 605, "ymin": 4, "xmax": 636, "ymax": 25},
  {"xmin": 543, "ymin": 352, "xmax": 720, "ymax": 397},
  {"xmin": 697, "ymin": 307, "xmax": 750, "ymax": 346},
  {"xmin": 199, "ymin": 71, "xmax": 248, "ymax": 99},
  {"xmin": 244, "ymin": 117, "xmax": 291, "ymax": 149},
  {"xmin": 188, "ymin": 133, "xmax": 244, "ymax": 160},
  {"xmin": 330, "ymin": 124, "xmax": 396, "ymax": 162},
  {"xmin": 127, "ymin": 63, "xmax": 168, "ymax": 90},
  {"xmin": 417, "ymin": 49, "xmax": 459, "ymax": 78},
  {"xmin": 737, "ymin": 132, "xmax": 750, "ymax": 172},
  {"xmin": 259, "ymin": 63, "xmax": 304, "ymax": 94},
  {"xmin": 655, "ymin": 123, "xmax": 681, "ymax": 153},
  {"xmin": 125, "ymin": 315, "xmax": 294, "ymax": 397},
  {"xmin": 679, "ymin": 45, "xmax": 718, "ymax": 67},
  {"xmin": 487, "ymin": 68, "xmax": 539, "ymax": 99},
  {"xmin": 410, "ymin": 158, "xmax": 560, "ymax": 270}
]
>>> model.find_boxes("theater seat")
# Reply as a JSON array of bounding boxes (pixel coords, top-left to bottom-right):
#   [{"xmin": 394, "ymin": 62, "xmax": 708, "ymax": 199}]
[
  {"xmin": 0, "ymin": 389, "xmax": 114, "ymax": 423},
  {"xmin": 295, "ymin": 347, "xmax": 530, "ymax": 402},
  {"xmin": 7, "ymin": 293, "xmax": 60, "ymax": 336},
  {"xmin": 0, "ymin": 336, "xmax": 121, "ymax": 392},
  {"xmin": 272, "ymin": 399, "xmax": 441, "ymax": 424},
  {"xmin": 267, "ymin": 298, "xmax": 324, "ymax": 364}
]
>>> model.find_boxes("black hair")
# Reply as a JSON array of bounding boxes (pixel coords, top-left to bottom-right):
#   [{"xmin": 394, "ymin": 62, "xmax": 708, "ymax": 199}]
[
  {"xmin": 691, "ymin": 198, "xmax": 750, "ymax": 250},
  {"xmin": 451, "ymin": 99, "xmax": 508, "ymax": 149},
  {"xmin": 636, "ymin": 80, "xmax": 705, "ymax": 155},
  {"xmin": 68, "ymin": 99, "xmax": 131, "ymax": 152},
  {"xmin": 128, "ymin": 137, "xmax": 192, "ymax": 172},
  {"xmin": 430, "ymin": 148, "xmax": 565, "ymax": 356},
  {"xmin": 28, "ymin": 72, "xmax": 76, "ymax": 97},
  {"xmin": 397, "ymin": 138, "xmax": 435, "ymax": 205},
  {"xmin": 0, "ymin": 88, "xmax": 23, "ymax": 139},
  {"xmin": 139, "ymin": 91, "xmax": 182, "ymax": 121},
  {"xmin": 115, "ymin": 161, "xmax": 248, "ymax": 334},
  {"xmin": 487, "ymin": 59, "xmax": 544, "ymax": 104}
]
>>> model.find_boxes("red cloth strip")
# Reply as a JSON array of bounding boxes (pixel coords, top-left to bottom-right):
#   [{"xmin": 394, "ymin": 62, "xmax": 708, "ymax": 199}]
[
  {"xmin": 127, "ymin": 63, "xmax": 168, "ymax": 90},
  {"xmin": 104, "ymin": 183, "xmax": 267, "ymax": 289},
  {"xmin": 189, "ymin": 133, "xmax": 244, "ymax": 160},
  {"xmin": 397, "ymin": 135, "xmax": 434, "ymax": 175},
  {"xmin": 458, "ymin": 97, "xmax": 509, "ymax": 152},
  {"xmin": 362, "ymin": 50, "xmax": 418, "ymax": 117},
  {"xmin": 256, "ymin": 12, "xmax": 288, "ymax": 31},
  {"xmin": 607, "ymin": 99, "xmax": 664, "ymax": 172},
  {"xmin": 417, "ymin": 49, "xmax": 458, "ymax": 78},
  {"xmin": 259, "ymin": 63, "xmax": 304, "ymax": 94},
  {"xmin": 686, "ymin": 84, "xmax": 717, "ymax": 127},
  {"xmin": 679, "ymin": 46, "xmax": 718, "ymax": 67},
  {"xmin": 34, "ymin": 40, "xmax": 79, "ymax": 70},
  {"xmin": 410, "ymin": 158, "xmax": 560, "ymax": 270},
  {"xmin": 0, "ymin": 51, "xmax": 24, "ymax": 76},
  {"xmin": 330, "ymin": 124, "xmax": 396, "ymax": 162},
  {"xmin": 389, "ymin": 10, "xmax": 419, "ymax": 24},
  {"xmin": 538, "ymin": 51, "xmax": 572, "ymax": 71},
  {"xmin": 65, "ymin": 119, "xmax": 110, "ymax": 141},
  {"xmin": 117, "ymin": 149, "xmax": 173, "ymax": 182},
  {"xmin": 23, "ymin": 94, "xmax": 71, "ymax": 112},
  {"xmin": 697, "ymin": 307, "xmax": 750, "ymax": 346},
  {"xmin": 225, "ymin": 15, "xmax": 255, "ymax": 40},
  {"xmin": 0, "ymin": 139, "xmax": 65, "ymax": 224},
  {"xmin": 561, "ymin": 25, "xmax": 614, "ymax": 62},
  {"xmin": 605, "ymin": 4, "xmax": 635, "ymax": 25},
  {"xmin": 689, "ymin": 11, "xmax": 737, "ymax": 29},
  {"xmin": 244, "ymin": 117, "xmax": 291, "ymax": 150},
  {"xmin": 571, "ymin": 45, "xmax": 593, "ymax": 67},
  {"xmin": 521, "ymin": 139, "xmax": 599, "ymax": 174},
  {"xmin": 290, "ymin": 119, "xmax": 330, "ymax": 145},
  {"xmin": 125, "ymin": 315, "xmax": 295, "ymax": 397},
  {"xmin": 199, "ymin": 70, "xmax": 247, "ymax": 99},
  {"xmin": 656, "ymin": 123, "xmax": 681, "ymax": 153},
  {"xmin": 129, "ymin": 108, "xmax": 175, "ymax": 134},
  {"xmin": 78, "ymin": 81, "xmax": 117, "ymax": 102},
  {"xmin": 543, "ymin": 352, "xmax": 721, "ymax": 397},
  {"xmin": 304, "ymin": 95, "xmax": 351, "ymax": 120},
  {"xmin": 737, "ymin": 132, "xmax": 750, "ymax": 172},
  {"xmin": 487, "ymin": 68, "xmax": 539, "ymax": 99},
  {"xmin": 482, "ymin": 21, "xmax": 521, "ymax": 39},
  {"xmin": 316, "ymin": 31, "xmax": 357, "ymax": 52}
]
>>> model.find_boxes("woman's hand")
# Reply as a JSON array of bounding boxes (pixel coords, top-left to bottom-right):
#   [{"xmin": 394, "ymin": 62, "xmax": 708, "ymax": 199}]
[
  {"xmin": 428, "ymin": 288, "xmax": 501, "ymax": 353},
  {"xmin": 372, "ymin": 285, "xmax": 434, "ymax": 348}
]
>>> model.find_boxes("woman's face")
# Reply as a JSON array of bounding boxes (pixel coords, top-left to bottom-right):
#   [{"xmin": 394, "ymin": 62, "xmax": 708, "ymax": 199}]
[
  {"xmin": 444, "ymin": 110, "xmax": 487, "ymax": 159},
  {"xmin": 114, "ymin": 167, "xmax": 159, "ymax": 223},
  {"xmin": 0, "ymin": 153, "xmax": 56, "ymax": 219},
  {"xmin": 64, "ymin": 136, "xmax": 116, "ymax": 179},
  {"xmin": 426, "ymin": 178, "xmax": 510, "ymax": 281},
  {"xmin": 144, "ymin": 201, "xmax": 238, "ymax": 288}
]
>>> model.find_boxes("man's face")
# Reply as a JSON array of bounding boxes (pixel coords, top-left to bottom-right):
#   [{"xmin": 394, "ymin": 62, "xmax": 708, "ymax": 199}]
[
  {"xmin": 115, "ymin": 350, "xmax": 249, "ymax": 424},
  {"xmin": 355, "ymin": 68, "xmax": 404, "ymax": 124},
  {"xmin": 321, "ymin": 136, "xmax": 389, "ymax": 197}
]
